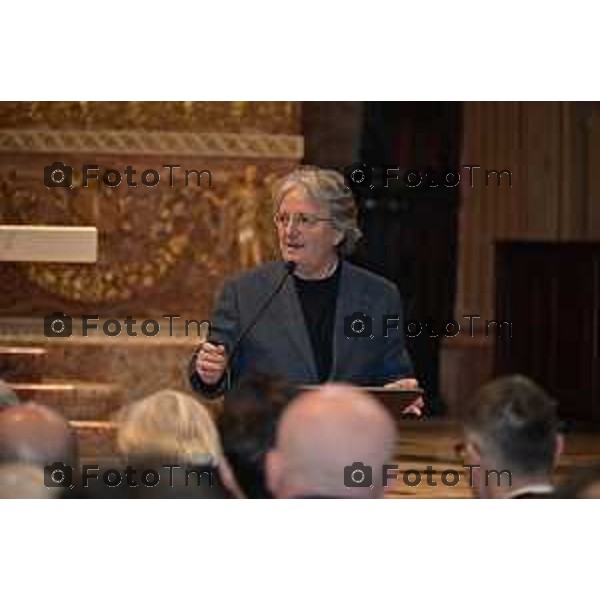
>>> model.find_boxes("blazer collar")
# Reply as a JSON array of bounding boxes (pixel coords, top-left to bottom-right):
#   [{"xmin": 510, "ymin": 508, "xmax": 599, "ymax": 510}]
[
  {"xmin": 331, "ymin": 261, "xmax": 370, "ymax": 377},
  {"xmin": 274, "ymin": 260, "xmax": 370, "ymax": 381},
  {"xmin": 277, "ymin": 262, "xmax": 319, "ymax": 380}
]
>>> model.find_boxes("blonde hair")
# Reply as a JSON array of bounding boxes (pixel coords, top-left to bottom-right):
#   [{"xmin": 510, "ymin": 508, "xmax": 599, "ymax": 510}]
[
  {"xmin": 271, "ymin": 165, "xmax": 362, "ymax": 256},
  {"xmin": 116, "ymin": 390, "xmax": 223, "ymax": 466}
]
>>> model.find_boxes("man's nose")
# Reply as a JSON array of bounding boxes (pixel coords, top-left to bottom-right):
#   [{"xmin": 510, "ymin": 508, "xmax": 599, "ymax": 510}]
[{"xmin": 284, "ymin": 216, "xmax": 300, "ymax": 235}]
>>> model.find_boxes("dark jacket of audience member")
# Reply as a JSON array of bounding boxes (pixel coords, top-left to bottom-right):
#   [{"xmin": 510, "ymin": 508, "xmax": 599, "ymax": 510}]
[{"xmin": 217, "ymin": 375, "xmax": 296, "ymax": 498}]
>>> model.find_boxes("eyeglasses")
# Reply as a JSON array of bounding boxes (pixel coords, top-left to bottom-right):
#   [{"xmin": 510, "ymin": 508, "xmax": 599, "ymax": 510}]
[{"xmin": 273, "ymin": 212, "xmax": 334, "ymax": 229}]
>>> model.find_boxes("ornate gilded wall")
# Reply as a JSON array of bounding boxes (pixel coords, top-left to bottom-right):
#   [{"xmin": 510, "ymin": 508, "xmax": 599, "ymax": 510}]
[{"xmin": 0, "ymin": 102, "xmax": 303, "ymax": 320}]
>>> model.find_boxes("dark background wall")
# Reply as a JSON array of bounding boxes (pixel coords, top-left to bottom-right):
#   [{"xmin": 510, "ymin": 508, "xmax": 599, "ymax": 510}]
[
  {"xmin": 303, "ymin": 100, "xmax": 600, "ymax": 423},
  {"xmin": 303, "ymin": 101, "xmax": 462, "ymax": 415}
]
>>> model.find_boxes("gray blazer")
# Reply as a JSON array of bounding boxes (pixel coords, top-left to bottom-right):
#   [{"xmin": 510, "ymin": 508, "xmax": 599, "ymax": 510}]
[{"xmin": 190, "ymin": 260, "xmax": 413, "ymax": 398}]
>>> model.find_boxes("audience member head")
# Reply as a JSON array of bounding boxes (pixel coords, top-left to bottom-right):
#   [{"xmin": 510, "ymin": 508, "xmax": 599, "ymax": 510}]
[
  {"xmin": 115, "ymin": 389, "xmax": 241, "ymax": 497},
  {"xmin": 116, "ymin": 389, "xmax": 223, "ymax": 463},
  {"xmin": 555, "ymin": 465, "xmax": 600, "ymax": 499},
  {"xmin": 0, "ymin": 463, "xmax": 57, "ymax": 499},
  {"xmin": 0, "ymin": 402, "xmax": 77, "ymax": 468},
  {"xmin": 218, "ymin": 375, "xmax": 296, "ymax": 498},
  {"xmin": 463, "ymin": 374, "xmax": 563, "ymax": 498},
  {"xmin": 266, "ymin": 384, "xmax": 396, "ymax": 499},
  {"xmin": 0, "ymin": 380, "xmax": 20, "ymax": 409}
]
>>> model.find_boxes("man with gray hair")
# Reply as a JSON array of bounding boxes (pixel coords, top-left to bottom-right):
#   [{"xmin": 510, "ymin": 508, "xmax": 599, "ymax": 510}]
[
  {"xmin": 190, "ymin": 165, "xmax": 422, "ymax": 414},
  {"xmin": 266, "ymin": 384, "xmax": 397, "ymax": 499}
]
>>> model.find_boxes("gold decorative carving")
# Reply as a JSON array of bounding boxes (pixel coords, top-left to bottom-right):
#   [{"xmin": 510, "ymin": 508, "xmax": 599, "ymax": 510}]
[
  {"xmin": 0, "ymin": 166, "xmax": 280, "ymax": 303},
  {"xmin": 229, "ymin": 165, "xmax": 262, "ymax": 269},
  {"xmin": 0, "ymin": 101, "xmax": 301, "ymax": 135},
  {"xmin": 0, "ymin": 101, "xmax": 300, "ymax": 316}
]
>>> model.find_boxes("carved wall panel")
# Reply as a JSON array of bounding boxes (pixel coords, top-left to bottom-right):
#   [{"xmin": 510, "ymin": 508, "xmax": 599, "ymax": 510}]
[
  {"xmin": 441, "ymin": 101, "xmax": 600, "ymax": 415},
  {"xmin": 0, "ymin": 102, "xmax": 303, "ymax": 322}
]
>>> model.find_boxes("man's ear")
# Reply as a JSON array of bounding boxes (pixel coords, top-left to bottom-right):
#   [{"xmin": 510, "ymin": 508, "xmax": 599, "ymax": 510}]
[{"xmin": 265, "ymin": 449, "xmax": 283, "ymax": 499}]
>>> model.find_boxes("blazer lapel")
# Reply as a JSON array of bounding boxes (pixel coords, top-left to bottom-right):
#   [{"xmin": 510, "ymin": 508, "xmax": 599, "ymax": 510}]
[
  {"xmin": 276, "ymin": 264, "xmax": 319, "ymax": 380},
  {"xmin": 331, "ymin": 261, "xmax": 368, "ymax": 378}
]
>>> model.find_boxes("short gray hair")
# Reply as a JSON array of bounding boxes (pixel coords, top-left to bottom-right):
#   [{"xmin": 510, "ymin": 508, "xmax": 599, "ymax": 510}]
[{"xmin": 272, "ymin": 165, "xmax": 362, "ymax": 256}]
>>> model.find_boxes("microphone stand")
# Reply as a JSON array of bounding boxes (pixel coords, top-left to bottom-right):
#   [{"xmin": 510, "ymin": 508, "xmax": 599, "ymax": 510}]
[{"xmin": 190, "ymin": 261, "xmax": 297, "ymax": 393}]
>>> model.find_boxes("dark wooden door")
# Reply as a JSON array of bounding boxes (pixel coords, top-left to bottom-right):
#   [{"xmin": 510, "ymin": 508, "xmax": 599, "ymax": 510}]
[{"xmin": 495, "ymin": 242, "xmax": 600, "ymax": 423}]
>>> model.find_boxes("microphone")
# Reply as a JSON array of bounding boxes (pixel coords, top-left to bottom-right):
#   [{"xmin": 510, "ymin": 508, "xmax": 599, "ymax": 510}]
[
  {"xmin": 225, "ymin": 260, "xmax": 296, "ymax": 371},
  {"xmin": 190, "ymin": 261, "xmax": 296, "ymax": 389}
]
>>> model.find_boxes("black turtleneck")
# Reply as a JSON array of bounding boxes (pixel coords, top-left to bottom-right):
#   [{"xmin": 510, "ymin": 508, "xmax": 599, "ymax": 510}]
[{"xmin": 293, "ymin": 262, "xmax": 341, "ymax": 382}]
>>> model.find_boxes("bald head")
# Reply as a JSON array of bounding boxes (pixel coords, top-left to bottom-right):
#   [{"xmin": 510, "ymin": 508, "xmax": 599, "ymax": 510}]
[
  {"xmin": 267, "ymin": 384, "xmax": 396, "ymax": 499},
  {"xmin": 0, "ymin": 463, "xmax": 56, "ymax": 499},
  {"xmin": 0, "ymin": 403, "xmax": 77, "ymax": 467}
]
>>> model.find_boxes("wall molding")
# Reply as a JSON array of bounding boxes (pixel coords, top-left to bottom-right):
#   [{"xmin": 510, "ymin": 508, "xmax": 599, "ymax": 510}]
[{"xmin": 0, "ymin": 129, "xmax": 304, "ymax": 159}]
